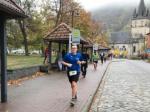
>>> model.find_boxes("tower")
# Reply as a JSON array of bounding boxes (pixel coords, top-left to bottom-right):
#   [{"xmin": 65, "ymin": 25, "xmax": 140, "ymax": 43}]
[{"xmin": 131, "ymin": 0, "xmax": 150, "ymax": 55}]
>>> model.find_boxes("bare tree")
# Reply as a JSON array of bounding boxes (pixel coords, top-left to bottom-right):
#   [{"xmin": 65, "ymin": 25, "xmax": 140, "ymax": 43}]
[
  {"xmin": 17, "ymin": 0, "xmax": 35, "ymax": 56},
  {"xmin": 50, "ymin": 0, "xmax": 80, "ymax": 27}
]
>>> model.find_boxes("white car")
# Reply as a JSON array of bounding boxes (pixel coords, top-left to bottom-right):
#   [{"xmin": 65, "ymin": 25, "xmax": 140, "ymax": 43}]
[
  {"xmin": 11, "ymin": 49, "xmax": 25, "ymax": 54},
  {"xmin": 30, "ymin": 50, "xmax": 41, "ymax": 55}
]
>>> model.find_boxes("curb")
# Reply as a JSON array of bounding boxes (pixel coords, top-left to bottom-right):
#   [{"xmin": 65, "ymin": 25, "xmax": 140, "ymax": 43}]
[{"xmin": 81, "ymin": 61, "xmax": 112, "ymax": 112}]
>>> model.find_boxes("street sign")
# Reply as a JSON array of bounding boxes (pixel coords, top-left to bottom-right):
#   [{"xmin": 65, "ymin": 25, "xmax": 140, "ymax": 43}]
[
  {"xmin": 72, "ymin": 29, "xmax": 80, "ymax": 44},
  {"xmin": 93, "ymin": 44, "xmax": 99, "ymax": 51}
]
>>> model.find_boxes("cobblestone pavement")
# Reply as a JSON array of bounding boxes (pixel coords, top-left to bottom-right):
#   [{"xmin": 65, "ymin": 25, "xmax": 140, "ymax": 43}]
[
  {"xmin": 0, "ymin": 61, "xmax": 110, "ymax": 112},
  {"xmin": 89, "ymin": 59, "xmax": 150, "ymax": 112}
]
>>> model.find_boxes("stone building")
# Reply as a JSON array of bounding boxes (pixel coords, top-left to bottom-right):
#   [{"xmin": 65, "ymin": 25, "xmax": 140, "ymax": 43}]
[
  {"xmin": 131, "ymin": 0, "xmax": 150, "ymax": 55},
  {"xmin": 146, "ymin": 33, "xmax": 150, "ymax": 48},
  {"xmin": 145, "ymin": 33, "xmax": 150, "ymax": 57},
  {"xmin": 109, "ymin": 32, "xmax": 132, "ymax": 57}
]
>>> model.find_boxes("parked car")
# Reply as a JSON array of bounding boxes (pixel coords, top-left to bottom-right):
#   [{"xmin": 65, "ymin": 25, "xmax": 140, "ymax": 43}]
[
  {"xmin": 30, "ymin": 50, "xmax": 41, "ymax": 55},
  {"xmin": 11, "ymin": 49, "xmax": 25, "ymax": 54}
]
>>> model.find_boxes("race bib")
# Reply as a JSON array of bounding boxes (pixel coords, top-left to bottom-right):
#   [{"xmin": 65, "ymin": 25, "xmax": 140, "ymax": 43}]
[{"xmin": 69, "ymin": 71, "xmax": 77, "ymax": 76}]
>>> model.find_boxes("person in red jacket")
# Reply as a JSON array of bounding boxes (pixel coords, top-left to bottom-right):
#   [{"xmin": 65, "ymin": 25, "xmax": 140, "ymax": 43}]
[{"xmin": 43, "ymin": 47, "xmax": 49, "ymax": 64}]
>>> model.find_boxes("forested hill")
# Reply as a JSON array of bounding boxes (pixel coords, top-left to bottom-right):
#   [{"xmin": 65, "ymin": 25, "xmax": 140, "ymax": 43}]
[{"xmin": 91, "ymin": 3, "xmax": 150, "ymax": 32}]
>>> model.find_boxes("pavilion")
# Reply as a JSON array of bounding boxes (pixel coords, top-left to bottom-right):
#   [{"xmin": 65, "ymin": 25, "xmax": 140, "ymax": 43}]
[{"xmin": 43, "ymin": 23, "xmax": 89, "ymax": 68}]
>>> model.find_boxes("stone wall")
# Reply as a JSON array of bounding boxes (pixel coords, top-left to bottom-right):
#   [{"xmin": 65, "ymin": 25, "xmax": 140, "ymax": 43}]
[
  {"xmin": 7, "ymin": 65, "xmax": 41, "ymax": 80},
  {"xmin": 0, "ymin": 65, "xmax": 48, "ymax": 81}
]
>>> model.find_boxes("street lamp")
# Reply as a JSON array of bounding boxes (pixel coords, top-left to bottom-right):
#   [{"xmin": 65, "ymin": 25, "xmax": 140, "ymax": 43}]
[{"xmin": 70, "ymin": 8, "xmax": 80, "ymax": 28}]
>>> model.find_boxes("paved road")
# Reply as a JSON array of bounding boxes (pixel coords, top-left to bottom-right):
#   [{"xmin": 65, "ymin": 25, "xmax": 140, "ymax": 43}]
[
  {"xmin": 0, "ymin": 61, "xmax": 110, "ymax": 112},
  {"xmin": 90, "ymin": 59, "xmax": 150, "ymax": 112}
]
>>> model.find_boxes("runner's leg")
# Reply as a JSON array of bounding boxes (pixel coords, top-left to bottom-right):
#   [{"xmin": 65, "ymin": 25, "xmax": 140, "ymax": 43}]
[{"xmin": 71, "ymin": 81, "xmax": 77, "ymax": 98}]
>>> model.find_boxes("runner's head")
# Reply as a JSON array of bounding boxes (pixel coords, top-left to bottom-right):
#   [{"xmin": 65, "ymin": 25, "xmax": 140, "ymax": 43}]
[{"xmin": 71, "ymin": 45, "xmax": 78, "ymax": 54}]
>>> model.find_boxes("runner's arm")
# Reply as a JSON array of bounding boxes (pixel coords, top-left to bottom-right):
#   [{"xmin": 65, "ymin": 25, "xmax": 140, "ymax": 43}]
[
  {"xmin": 61, "ymin": 61, "xmax": 72, "ymax": 67},
  {"xmin": 77, "ymin": 54, "xmax": 86, "ymax": 64}
]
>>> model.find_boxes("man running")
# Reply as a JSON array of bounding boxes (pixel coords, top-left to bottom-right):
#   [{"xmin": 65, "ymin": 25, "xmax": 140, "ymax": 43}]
[
  {"xmin": 62, "ymin": 45, "xmax": 84, "ymax": 106},
  {"xmin": 92, "ymin": 50, "xmax": 99, "ymax": 70}
]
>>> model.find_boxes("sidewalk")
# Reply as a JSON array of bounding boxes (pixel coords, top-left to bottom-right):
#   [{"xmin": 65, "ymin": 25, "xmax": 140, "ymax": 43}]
[{"xmin": 0, "ymin": 61, "xmax": 110, "ymax": 112}]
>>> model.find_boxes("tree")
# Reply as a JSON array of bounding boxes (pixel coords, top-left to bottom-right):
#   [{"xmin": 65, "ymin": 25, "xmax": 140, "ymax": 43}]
[
  {"xmin": 7, "ymin": 20, "xmax": 23, "ymax": 51},
  {"xmin": 16, "ymin": 0, "xmax": 36, "ymax": 56}
]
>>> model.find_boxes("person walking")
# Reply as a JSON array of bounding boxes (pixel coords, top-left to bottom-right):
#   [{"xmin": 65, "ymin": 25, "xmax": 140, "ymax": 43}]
[
  {"xmin": 81, "ymin": 51, "xmax": 89, "ymax": 78},
  {"xmin": 100, "ymin": 52, "xmax": 105, "ymax": 64},
  {"xmin": 62, "ymin": 45, "xmax": 84, "ymax": 106},
  {"xmin": 43, "ymin": 47, "xmax": 49, "ymax": 64},
  {"xmin": 57, "ymin": 52, "xmax": 63, "ymax": 71},
  {"xmin": 92, "ymin": 51, "xmax": 99, "ymax": 70},
  {"xmin": 62, "ymin": 49, "xmax": 66, "ymax": 71}
]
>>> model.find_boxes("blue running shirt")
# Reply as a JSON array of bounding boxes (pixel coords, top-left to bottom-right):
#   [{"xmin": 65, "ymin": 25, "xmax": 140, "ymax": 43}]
[{"xmin": 64, "ymin": 53, "xmax": 82, "ymax": 72}]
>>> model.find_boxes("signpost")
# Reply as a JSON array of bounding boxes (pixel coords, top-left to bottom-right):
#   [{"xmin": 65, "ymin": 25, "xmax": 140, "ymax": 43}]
[
  {"xmin": 69, "ymin": 29, "xmax": 80, "ymax": 53},
  {"xmin": 72, "ymin": 29, "xmax": 80, "ymax": 44},
  {"xmin": 69, "ymin": 33, "xmax": 72, "ymax": 53}
]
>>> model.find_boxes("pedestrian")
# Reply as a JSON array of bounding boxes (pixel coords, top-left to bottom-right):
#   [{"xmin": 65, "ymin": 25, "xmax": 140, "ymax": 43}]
[
  {"xmin": 81, "ymin": 51, "xmax": 89, "ymax": 78},
  {"xmin": 100, "ymin": 52, "xmax": 105, "ymax": 64},
  {"xmin": 104, "ymin": 53, "xmax": 107, "ymax": 62},
  {"xmin": 57, "ymin": 52, "xmax": 63, "ymax": 71},
  {"xmin": 43, "ymin": 47, "xmax": 49, "ymax": 65},
  {"xmin": 92, "ymin": 50, "xmax": 99, "ymax": 70},
  {"xmin": 62, "ymin": 45, "xmax": 85, "ymax": 106},
  {"xmin": 62, "ymin": 49, "xmax": 66, "ymax": 71}
]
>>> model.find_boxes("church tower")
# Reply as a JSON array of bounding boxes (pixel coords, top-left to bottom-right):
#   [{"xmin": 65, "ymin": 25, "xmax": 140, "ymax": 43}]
[{"xmin": 131, "ymin": 0, "xmax": 150, "ymax": 55}]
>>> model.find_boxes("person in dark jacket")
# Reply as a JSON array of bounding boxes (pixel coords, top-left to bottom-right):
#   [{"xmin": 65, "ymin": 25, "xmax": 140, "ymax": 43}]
[
  {"xmin": 62, "ymin": 49, "xmax": 66, "ymax": 71},
  {"xmin": 100, "ymin": 52, "xmax": 105, "ymax": 64},
  {"xmin": 81, "ymin": 51, "xmax": 89, "ymax": 78}
]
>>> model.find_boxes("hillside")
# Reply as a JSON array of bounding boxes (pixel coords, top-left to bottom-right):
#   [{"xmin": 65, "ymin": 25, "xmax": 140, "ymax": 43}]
[{"xmin": 91, "ymin": 2, "xmax": 150, "ymax": 32}]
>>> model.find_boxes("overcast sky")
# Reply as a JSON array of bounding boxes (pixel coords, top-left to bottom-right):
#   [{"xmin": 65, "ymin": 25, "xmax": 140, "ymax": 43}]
[{"xmin": 75, "ymin": 0, "xmax": 150, "ymax": 11}]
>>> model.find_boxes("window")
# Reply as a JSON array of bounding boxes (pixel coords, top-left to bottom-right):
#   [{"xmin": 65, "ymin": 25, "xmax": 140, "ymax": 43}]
[
  {"xmin": 140, "ymin": 21, "xmax": 145, "ymax": 27},
  {"xmin": 133, "ymin": 46, "xmax": 136, "ymax": 53},
  {"xmin": 122, "ymin": 46, "xmax": 126, "ymax": 51}
]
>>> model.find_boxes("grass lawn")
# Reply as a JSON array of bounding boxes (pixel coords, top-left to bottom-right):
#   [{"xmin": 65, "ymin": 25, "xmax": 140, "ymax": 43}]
[{"xmin": 7, "ymin": 55, "xmax": 44, "ymax": 69}]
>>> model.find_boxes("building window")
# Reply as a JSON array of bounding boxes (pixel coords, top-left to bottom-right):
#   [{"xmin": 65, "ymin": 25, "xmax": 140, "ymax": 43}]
[
  {"xmin": 122, "ymin": 46, "xmax": 126, "ymax": 51},
  {"xmin": 133, "ymin": 46, "xmax": 136, "ymax": 53},
  {"xmin": 141, "ymin": 21, "xmax": 144, "ymax": 27}
]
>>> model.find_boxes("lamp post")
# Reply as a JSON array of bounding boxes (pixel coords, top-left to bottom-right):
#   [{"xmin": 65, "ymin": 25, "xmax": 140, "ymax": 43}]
[
  {"xmin": 70, "ymin": 8, "xmax": 79, "ymax": 28},
  {"xmin": 68, "ymin": 5, "xmax": 80, "ymax": 52}
]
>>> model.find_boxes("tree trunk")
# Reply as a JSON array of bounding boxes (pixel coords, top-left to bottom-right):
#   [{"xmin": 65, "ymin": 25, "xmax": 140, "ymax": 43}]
[
  {"xmin": 41, "ymin": 42, "xmax": 44, "ymax": 57},
  {"xmin": 55, "ymin": 0, "xmax": 62, "ymax": 27},
  {"xmin": 18, "ymin": 20, "xmax": 29, "ymax": 56}
]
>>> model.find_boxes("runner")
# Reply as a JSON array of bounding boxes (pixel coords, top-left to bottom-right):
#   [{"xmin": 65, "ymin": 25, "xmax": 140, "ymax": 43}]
[
  {"xmin": 92, "ymin": 50, "xmax": 99, "ymax": 70},
  {"xmin": 62, "ymin": 45, "xmax": 84, "ymax": 106},
  {"xmin": 81, "ymin": 51, "xmax": 89, "ymax": 78}
]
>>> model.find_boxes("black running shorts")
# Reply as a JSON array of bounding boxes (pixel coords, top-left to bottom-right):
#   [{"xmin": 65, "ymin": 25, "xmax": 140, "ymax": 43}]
[
  {"xmin": 67, "ymin": 71, "xmax": 80, "ymax": 83},
  {"xmin": 93, "ymin": 61, "xmax": 98, "ymax": 63}
]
